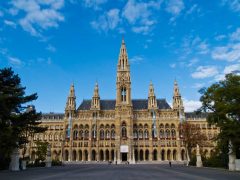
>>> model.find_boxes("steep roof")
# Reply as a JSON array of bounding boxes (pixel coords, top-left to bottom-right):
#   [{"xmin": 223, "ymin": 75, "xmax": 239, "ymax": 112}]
[{"xmin": 77, "ymin": 99, "xmax": 171, "ymax": 110}]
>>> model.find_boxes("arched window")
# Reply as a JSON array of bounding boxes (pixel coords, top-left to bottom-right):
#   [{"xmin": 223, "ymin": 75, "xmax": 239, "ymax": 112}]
[
  {"xmin": 160, "ymin": 130, "xmax": 165, "ymax": 138},
  {"xmin": 121, "ymin": 122, "xmax": 127, "ymax": 138},
  {"xmin": 111, "ymin": 130, "xmax": 115, "ymax": 139},
  {"xmin": 44, "ymin": 134, "xmax": 48, "ymax": 141},
  {"xmin": 121, "ymin": 87, "xmax": 127, "ymax": 102},
  {"xmin": 122, "ymin": 127, "xmax": 127, "ymax": 138},
  {"xmin": 73, "ymin": 130, "xmax": 78, "ymax": 140},
  {"xmin": 84, "ymin": 130, "xmax": 89, "ymax": 139},
  {"xmin": 133, "ymin": 130, "xmax": 138, "ymax": 139},
  {"xmin": 144, "ymin": 130, "xmax": 149, "ymax": 139},
  {"xmin": 54, "ymin": 133, "xmax": 59, "ymax": 141},
  {"xmin": 166, "ymin": 129, "xmax": 170, "ymax": 138},
  {"xmin": 171, "ymin": 129, "xmax": 176, "ymax": 138},
  {"xmin": 79, "ymin": 130, "xmax": 84, "ymax": 140},
  {"xmin": 49, "ymin": 133, "xmax": 53, "ymax": 141},
  {"xmin": 100, "ymin": 129, "xmax": 104, "ymax": 140},
  {"xmin": 92, "ymin": 130, "xmax": 96, "ymax": 139},
  {"xmin": 106, "ymin": 130, "xmax": 110, "ymax": 139},
  {"xmin": 139, "ymin": 129, "xmax": 143, "ymax": 139}
]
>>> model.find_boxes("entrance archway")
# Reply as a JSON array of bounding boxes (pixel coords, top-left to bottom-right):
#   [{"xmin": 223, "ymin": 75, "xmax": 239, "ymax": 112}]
[
  {"xmin": 100, "ymin": 150, "xmax": 104, "ymax": 161},
  {"xmin": 106, "ymin": 150, "xmax": 109, "ymax": 161},
  {"xmin": 173, "ymin": 149, "xmax": 177, "ymax": 161},
  {"xmin": 72, "ymin": 150, "xmax": 77, "ymax": 161},
  {"xmin": 145, "ymin": 150, "xmax": 149, "ymax": 161},
  {"xmin": 121, "ymin": 153, "xmax": 127, "ymax": 161},
  {"xmin": 65, "ymin": 150, "xmax": 69, "ymax": 161},
  {"xmin": 181, "ymin": 149, "xmax": 185, "ymax": 160},
  {"xmin": 134, "ymin": 149, "xmax": 138, "ymax": 161},
  {"xmin": 92, "ymin": 150, "xmax": 96, "ymax": 161},
  {"xmin": 79, "ymin": 150, "xmax": 82, "ymax": 161},
  {"xmin": 161, "ymin": 150, "xmax": 165, "ymax": 161},
  {"xmin": 167, "ymin": 150, "xmax": 171, "ymax": 160},
  {"xmin": 111, "ymin": 150, "xmax": 114, "ymax": 161},
  {"xmin": 140, "ymin": 150, "xmax": 144, "ymax": 161},
  {"xmin": 84, "ymin": 150, "xmax": 88, "ymax": 161},
  {"xmin": 153, "ymin": 149, "xmax": 157, "ymax": 161}
]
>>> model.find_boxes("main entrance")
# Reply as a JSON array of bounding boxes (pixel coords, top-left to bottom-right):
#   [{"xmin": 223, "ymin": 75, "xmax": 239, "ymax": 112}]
[{"xmin": 122, "ymin": 153, "xmax": 127, "ymax": 161}]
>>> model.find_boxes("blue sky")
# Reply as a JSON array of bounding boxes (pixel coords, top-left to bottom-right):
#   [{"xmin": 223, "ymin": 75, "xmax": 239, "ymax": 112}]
[{"xmin": 0, "ymin": 0, "xmax": 240, "ymax": 113}]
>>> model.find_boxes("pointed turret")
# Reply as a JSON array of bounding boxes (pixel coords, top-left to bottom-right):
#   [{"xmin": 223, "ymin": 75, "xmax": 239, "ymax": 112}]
[
  {"xmin": 91, "ymin": 82, "xmax": 100, "ymax": 110},
  {"xmin": 148, "ymin": 81, "xmax": 157, "ymax": 109},
  {"xmin": 172, "ymin": 80, "xmax": 184, "ymax": 118},
  {"xmin": 65, "ymin": 83, "xmax": 76, "ymax": 117}
]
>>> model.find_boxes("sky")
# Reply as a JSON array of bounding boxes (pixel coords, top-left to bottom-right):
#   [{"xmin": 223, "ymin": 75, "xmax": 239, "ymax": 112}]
[{"xmin": 0, "ymin": 0, "xmax": 240, "ymax": 113}]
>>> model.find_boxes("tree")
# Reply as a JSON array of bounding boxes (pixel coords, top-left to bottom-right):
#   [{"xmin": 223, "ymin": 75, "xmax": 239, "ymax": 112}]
[
  {"xmin": 199, "ymin": 73, "xmax": 240, "ymax": 157},
  {"xmin": 0, "ymin": 67, "xmax": 46, "ymax": 169},
  {"xmin": 179, "ymin": 121, "xmax": 208, "ymax": 165},
  {"xmin": 35, "ymin": 141, "xmax": 48, "ymax": 163}
]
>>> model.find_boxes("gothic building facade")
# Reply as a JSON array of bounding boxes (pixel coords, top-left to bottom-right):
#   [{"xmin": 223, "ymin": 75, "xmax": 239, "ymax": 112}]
[{"xmin": 28, "ymin": 39, "xmax": 218, "ymax": 163}]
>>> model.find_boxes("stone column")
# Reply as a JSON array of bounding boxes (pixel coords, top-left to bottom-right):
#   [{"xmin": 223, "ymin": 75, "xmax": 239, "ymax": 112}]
[
  {"xmin": 228, "ymin": 141, "xmax": 236, "ymax": 171},
  {"xmin": 132, "ymin": 148, "xmax": 135, "ymax": 164},
  {"xmin": 46, "ymin": 144, "xmax": 52, "ymax": 167},
  {"xmin": 9, "ymin": 147, "xmax": 20, "ymax": 171},
  {"xmin": 196, "ymin": 144, "xmax": 203, "ymax": 167}
]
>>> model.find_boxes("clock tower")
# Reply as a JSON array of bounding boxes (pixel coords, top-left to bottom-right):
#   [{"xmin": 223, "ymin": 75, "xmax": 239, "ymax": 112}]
[{"xmin": 115, "ymin": 38, "xmax": 134, "ymax": 163}]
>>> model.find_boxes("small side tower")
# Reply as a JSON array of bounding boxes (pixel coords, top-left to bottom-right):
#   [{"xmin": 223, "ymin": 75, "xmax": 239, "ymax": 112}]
[
  {"xmin": 148, "ymin": 81, "xmax": 157, "ymax": 109},
  {"xmin": 91, "ymin": 82, "xmax": 100, "ymax": 110},
  {"xmin": 65, "ymin": 83, "xmax": 76, "ymax": 118},
  {"xmin": 172, "ymin": 80, "xmax": 184, "ymax": 119}
]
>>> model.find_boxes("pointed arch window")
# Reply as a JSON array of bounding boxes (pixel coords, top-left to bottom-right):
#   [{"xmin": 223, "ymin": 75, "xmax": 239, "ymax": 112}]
[
  {"xmin": 121, "ymin": 122, "xmax": 127, "ymax": 138},
  {"xmin": 100, "ymin": 129, "xmax": 104, "ymax": 140},
  {"xmin": 121, "ymin": 87, "xmax": 127, "ymax": 102}
]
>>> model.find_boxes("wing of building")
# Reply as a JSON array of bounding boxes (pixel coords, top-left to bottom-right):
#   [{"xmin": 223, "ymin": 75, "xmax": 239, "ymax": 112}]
[{"xmin": 28, "ymin": 39, "xmax": 219, "ymax": 163}]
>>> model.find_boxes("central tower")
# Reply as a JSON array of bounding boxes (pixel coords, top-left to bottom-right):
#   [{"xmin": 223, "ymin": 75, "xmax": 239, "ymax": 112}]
[
  {"xmin": 115, "ymin": 38, "xmax": 134, "ymax": 163},
  {"xmin": 116, "ymin": 38, "xmax": 132, "ymax": 107}
]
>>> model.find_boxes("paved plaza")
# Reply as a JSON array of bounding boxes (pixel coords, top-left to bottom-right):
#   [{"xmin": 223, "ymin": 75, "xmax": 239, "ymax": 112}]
[{"xmin": 1, "ymin": 164, "xmax": 240, "ymax": 180}]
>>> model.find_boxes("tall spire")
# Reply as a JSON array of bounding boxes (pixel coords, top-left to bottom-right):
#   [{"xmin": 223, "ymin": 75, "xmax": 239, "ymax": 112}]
[
  {"xmin": 148, "ymin": 81, "xmax": 157, "ymax": 109},
  {"xmin": 118, "ymin": 37, "xmax": 129, "ymax": 71},
  {"xmin": 116, "ymin": 38, "xmax": 132, "ymax": 106},
  {"xmin": 91, "ymin": 82, "xmax": 100, "ymax": 110},
  {"xmin": 172, "ymin": 80, "xmax": 184, "ymax": 118},
  {"xmin": 65, "ymin": 83, "xmax": 76, "ymax": 117}
]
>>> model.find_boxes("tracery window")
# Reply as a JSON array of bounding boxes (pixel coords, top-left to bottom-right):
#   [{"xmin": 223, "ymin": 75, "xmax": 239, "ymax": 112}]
[
  {"xmin": 121, "ymin": 87, "xmax": 127, "ymax": 102},
  {"xmin": 144, "ymin": 130, "xmax": 149, "ymax": 139},
  {"xmin": 171, "ymin": 129, "xmax": 176, "ymax": 138},
  {"xmin": 100, "ymin": 129, "xmax": 104, "ymax": 140},
  {"xmin": 133, "ymin": 130, "xmax": 138, "ymax": 139},
  {"xmin": 160, "ymin": 130, "xmax": 165, "ymax": 138},
  {"xmin": 84, "ymin": 130, "xmax": 89, "ymax": 139},
  {"xmin": 166, "ymin": 129, "xmax": 170, "ymax": 138},
  {"xmin": 73, "ymin": 130, "xmax": 78, "ymax": 140},
  {"xmin": 121, "ymin": 122, "xmax": 127, "ymax": 138},
  {"xmin": 111, "ymin": 130, "xmax": 115, "ymax": 139},
  {"xmin": 79, "ymin": 130, "xmax": 84, "ymax": 140},
  {"xmin": 139, "ymin": 129, "xmax": 143, "ymax": 139},
  {"xmin": 106, "ymin": 130, "xmax": 110, "ymax": 139}
]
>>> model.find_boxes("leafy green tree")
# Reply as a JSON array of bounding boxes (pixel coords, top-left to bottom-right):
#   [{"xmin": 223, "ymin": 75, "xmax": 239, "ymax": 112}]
[
  {"xmin": 35, "ymin": 141, "xmax": 48, "ymax": 163},
  {"xmin": 179, "ymin": 121, "xmax": 208, "ymax": 165},
  {"xmin": 199, "ymin": 73, "xmax": 240, "ymax": 157},
  {"xmin": 0, "ymin": 67, "xmax": 46, "ymax": 169}
]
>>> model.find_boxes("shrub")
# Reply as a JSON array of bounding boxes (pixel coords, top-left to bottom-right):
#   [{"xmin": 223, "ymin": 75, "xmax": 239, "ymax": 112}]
[{"xmin": 52, "ymin": 160, "xmax": 62, "ymax": 166}]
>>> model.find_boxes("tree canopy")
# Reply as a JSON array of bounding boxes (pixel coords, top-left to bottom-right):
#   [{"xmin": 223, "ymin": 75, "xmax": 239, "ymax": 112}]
[
  {"xmin": 179, "ymin": 121, "xmax": 207, "ymax": 165},
  {"xmin": 0, "ymin": 67, "xmax": 46, "ymax": 169},
  {"xmin": 199, "ymin": 73, "xmax": 240, "ymax": 155}
]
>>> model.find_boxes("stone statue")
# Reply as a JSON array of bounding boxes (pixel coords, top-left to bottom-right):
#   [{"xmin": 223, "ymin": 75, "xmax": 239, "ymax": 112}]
[
  {"xmin": 228, "ymin": 140, "xmax": 236, "ymax": 171},
  {"xmin": 45, "ymin": 144, "xmax": 52, "ymax": 167},
  {"xmin": 196, "ymin": 144, "xmax": 202, "ymax": 167}
]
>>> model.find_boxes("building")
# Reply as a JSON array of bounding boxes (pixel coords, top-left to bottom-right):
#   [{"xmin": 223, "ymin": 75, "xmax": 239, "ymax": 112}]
[{"xmin": 28, "ymin": 39, "xmax": 218, "ymax": 163}]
